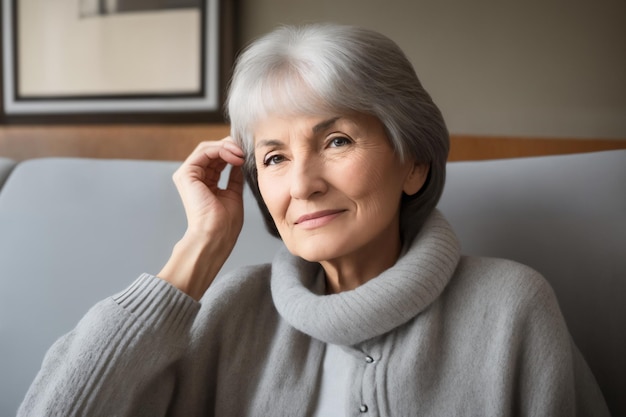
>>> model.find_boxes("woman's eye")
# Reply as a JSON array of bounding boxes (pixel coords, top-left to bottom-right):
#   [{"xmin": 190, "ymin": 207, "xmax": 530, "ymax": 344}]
[
  {"xmin": 263, "ymin": 154, "xmax": 285, "ymax": 166},
  {"xmin": 329, "ymin": 136, "xmax": 352, "ymax": 148}
]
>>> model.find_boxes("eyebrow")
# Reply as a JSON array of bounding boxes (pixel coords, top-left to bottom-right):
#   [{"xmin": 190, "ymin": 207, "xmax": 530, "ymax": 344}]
[
  {"xmin": 255, "ymin": 139, "xmax": 283, "ymax": 150},
  {"xmin": 312, "ymin": 116, "xmax": 341, "ymax": 134},
  {"xmin": 255, "ymin": 116, "xmax": 341, "ymax": 150}
]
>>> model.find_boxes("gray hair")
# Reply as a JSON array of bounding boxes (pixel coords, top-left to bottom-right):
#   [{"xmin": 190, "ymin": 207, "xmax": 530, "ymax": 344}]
[{"xmin": 226, "ymin": 23, "xmax": 449, "ymax": 239}]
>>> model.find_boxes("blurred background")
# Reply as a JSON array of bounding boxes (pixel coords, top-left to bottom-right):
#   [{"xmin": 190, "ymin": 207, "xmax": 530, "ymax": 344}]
[
  {"xmin": 240, "ymin": 0, "xmax": 626, "ymax": 140},
  {"xmin": 0, "ymin": 0, "xmax": 625, "ymax": 160}
]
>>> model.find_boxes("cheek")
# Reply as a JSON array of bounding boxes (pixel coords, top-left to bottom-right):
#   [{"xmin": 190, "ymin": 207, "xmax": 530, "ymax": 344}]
[
  {"xmin": 257, "ymin": 175, "xmax": 286, "ymax": 220},
  {"xmin": 342, "ymin": 160, "xmax": 387, "ymax": 199},
  {"xmin": 257, "ymin": 175, "xmax": 272, "ymax": 207},
  {"xmin": 357, "ymin": 185, "xmax": 397, "ymax": 220},
  {"xmin": 351, "ymin": 165, "xmax": 406, "ymax": 215}
]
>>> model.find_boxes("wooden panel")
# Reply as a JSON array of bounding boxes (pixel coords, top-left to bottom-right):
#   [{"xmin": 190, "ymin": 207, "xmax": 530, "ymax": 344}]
[
  {"xmin": 448, "ymin": 134, "xmax": 626, "ymax": 161},
  {"xmin": 0, "ymin": 124, "xmax": 625, "ymax": 162},
  {"xmin": 0, "ymin": 124, "xmax": 231, "ymax": 161}
]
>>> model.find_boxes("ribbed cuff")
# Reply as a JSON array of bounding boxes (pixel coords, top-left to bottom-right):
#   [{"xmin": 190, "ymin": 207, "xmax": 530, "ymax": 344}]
[{"xmin": 112, "ymin": 273, "xmax": 200, "ymax": 336}]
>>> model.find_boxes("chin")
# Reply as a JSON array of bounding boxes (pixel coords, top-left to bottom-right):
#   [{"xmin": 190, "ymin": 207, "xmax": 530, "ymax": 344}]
[{"xmin": 285, "ymin": 242, "xmax": 342, "ymax": 264}]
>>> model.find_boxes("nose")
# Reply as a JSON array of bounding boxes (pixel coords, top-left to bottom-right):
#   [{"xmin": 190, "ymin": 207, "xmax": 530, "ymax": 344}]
[{"xmin": 289, "ymin": 155, "xmax": 327, "ymax": 200}]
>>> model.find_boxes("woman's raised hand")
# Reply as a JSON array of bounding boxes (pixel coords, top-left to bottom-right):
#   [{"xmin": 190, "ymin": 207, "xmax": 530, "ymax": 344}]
[
  {"xmin": 174, "ymin": 138, "xmax": 245, "ymax": 239},
  {"xmin": 158, "ymin": 138, "xmax": 246, "ymax": 300}
]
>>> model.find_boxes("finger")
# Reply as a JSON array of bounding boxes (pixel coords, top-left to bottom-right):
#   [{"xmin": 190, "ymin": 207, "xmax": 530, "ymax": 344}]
[
  {"xmin": 175, "ymin": 141, "xmax": 243, "ymax": 185},
  {"xmin": 201, "ymin": 147, "xmax": 244, "ymax": 189},
  {"xmin": 226, "ymin": 165, "xmax": 245, "ymax": 196},
  {"xmin": 195, "ymin": 137, "xmax": 244, "ymax": 159},
  {"xmin": 187, "ymin": 140, "xmax": 244, "ymax": 170},
  {"xmin": 220, "ymin": 137, "xmax": 245, "ymax": 158}
]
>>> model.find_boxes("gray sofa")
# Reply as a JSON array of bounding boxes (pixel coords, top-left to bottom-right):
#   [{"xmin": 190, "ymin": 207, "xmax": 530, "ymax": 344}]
[{"xmin": 0, "ymin": 150, "xmax": 624, "ymax": 416}]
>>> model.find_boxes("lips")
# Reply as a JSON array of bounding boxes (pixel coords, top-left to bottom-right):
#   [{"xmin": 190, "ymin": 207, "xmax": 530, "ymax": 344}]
[{"xmin": 295, "ymin": 209, "xmax": 346, "ymax": 228}]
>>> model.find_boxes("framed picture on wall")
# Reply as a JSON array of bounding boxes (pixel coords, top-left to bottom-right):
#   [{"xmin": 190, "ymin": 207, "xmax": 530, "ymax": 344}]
[{"xmin": 0, "ymin": 0, "xmax": 235, "ymax": 123}]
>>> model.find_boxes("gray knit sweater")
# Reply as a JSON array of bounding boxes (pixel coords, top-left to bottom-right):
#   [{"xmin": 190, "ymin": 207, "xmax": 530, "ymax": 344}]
[{"xmin": 18, "ymin": 212, "xmax": 609, "ymax": 416}]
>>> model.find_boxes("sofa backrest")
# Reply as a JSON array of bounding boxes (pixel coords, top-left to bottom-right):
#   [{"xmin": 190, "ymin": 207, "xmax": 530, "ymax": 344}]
[
  {"xmin": 438, "ymin": 150, "xmax": 626, "ymax": 416},
  {"xmin": 0, "ymin": 157, "xmax": 281, "ymax": 416},
  {"xmin": 0, "ymin": 151, "xmax": 623, "ymax": 415},
  {"xmin": 0, "ymin": 158, "xmax": 181, "ymax": 414},
  {"xmin": 0, "ymin": 157, "xmax": 16, "ymax": 190}
]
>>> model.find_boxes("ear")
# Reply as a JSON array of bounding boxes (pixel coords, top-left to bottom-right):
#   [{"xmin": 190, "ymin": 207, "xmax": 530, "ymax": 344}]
[{"xmin": 403, "ymin": 163, "xmax": 429, "ymax": 196}]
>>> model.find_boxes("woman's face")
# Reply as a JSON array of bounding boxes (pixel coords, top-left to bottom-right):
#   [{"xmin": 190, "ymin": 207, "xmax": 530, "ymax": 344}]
[{"xmin": 253, "ymin": 113, "xmax": 427, "ymax": 272}]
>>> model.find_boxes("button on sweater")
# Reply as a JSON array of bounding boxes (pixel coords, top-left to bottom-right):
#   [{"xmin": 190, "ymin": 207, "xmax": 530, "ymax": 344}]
[{"xmin": 18, "ymin": 211, "xmax": 610, "ymax": 416}]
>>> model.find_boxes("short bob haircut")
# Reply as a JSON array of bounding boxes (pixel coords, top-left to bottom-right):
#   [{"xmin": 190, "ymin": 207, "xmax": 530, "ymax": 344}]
[{"xmin": 227, "ymin": 23, "xmax": 449, "ymax": 240}]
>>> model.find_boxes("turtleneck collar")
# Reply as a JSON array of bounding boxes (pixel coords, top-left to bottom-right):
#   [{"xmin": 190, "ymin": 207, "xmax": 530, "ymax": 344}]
[{"xmin": 270, "ymin": 210, "xmax": 461, "ymax": 346}]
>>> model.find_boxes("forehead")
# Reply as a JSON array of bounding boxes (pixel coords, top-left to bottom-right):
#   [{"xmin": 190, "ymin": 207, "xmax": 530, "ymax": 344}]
[
  {"xmin": 252, "ymin": 112, "xmax": 385, "ymax": 148},
  {"xmin": 254, "ymin": 113, "xmax": 338, "ymax": 134}
]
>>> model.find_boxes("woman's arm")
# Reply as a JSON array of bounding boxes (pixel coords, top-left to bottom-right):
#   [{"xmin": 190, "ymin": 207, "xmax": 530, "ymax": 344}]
[
  {"xmin": 158, "ymin": 138, "xmax": 245, "ymax": 300},
  {"xmin": 18, "ymin": 138, "xmax": 246, "ymax": 415},
  {"xmin": 18, "ymin": 274, "xmax": 199, "ymax": 417}
]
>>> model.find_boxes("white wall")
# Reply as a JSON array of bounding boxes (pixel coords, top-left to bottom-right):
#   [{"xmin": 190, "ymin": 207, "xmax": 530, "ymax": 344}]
[{"xmin": 239, "ymin": 0, "xmax": 626, "ymax": 139}]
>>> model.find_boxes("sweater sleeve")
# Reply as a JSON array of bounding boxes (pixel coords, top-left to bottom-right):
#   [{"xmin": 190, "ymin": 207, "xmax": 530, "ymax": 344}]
[
  {"xmin": 17, "ymin": 273, "xmax": 201, "ymax": 417},
  {"xmin": 513, "ymin": 270, "xmax": 610, "ymax": 417}
]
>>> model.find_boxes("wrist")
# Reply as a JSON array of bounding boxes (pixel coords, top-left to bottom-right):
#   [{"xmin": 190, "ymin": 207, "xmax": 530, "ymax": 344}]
[{"xmin": 158, "ymin": 232, "xmax": 232, "ymax": 301}]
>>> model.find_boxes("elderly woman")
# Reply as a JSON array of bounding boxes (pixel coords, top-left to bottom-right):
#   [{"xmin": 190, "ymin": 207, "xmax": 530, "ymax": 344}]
[{"xmin": 19, "ymin": 24, "xmax": 608, "ymax": 416}]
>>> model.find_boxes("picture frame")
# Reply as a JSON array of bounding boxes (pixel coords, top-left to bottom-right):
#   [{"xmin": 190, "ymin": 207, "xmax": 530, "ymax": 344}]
[{"xmin": 0, "ymin": 0, "xmax": 235, "ymax": 124}]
